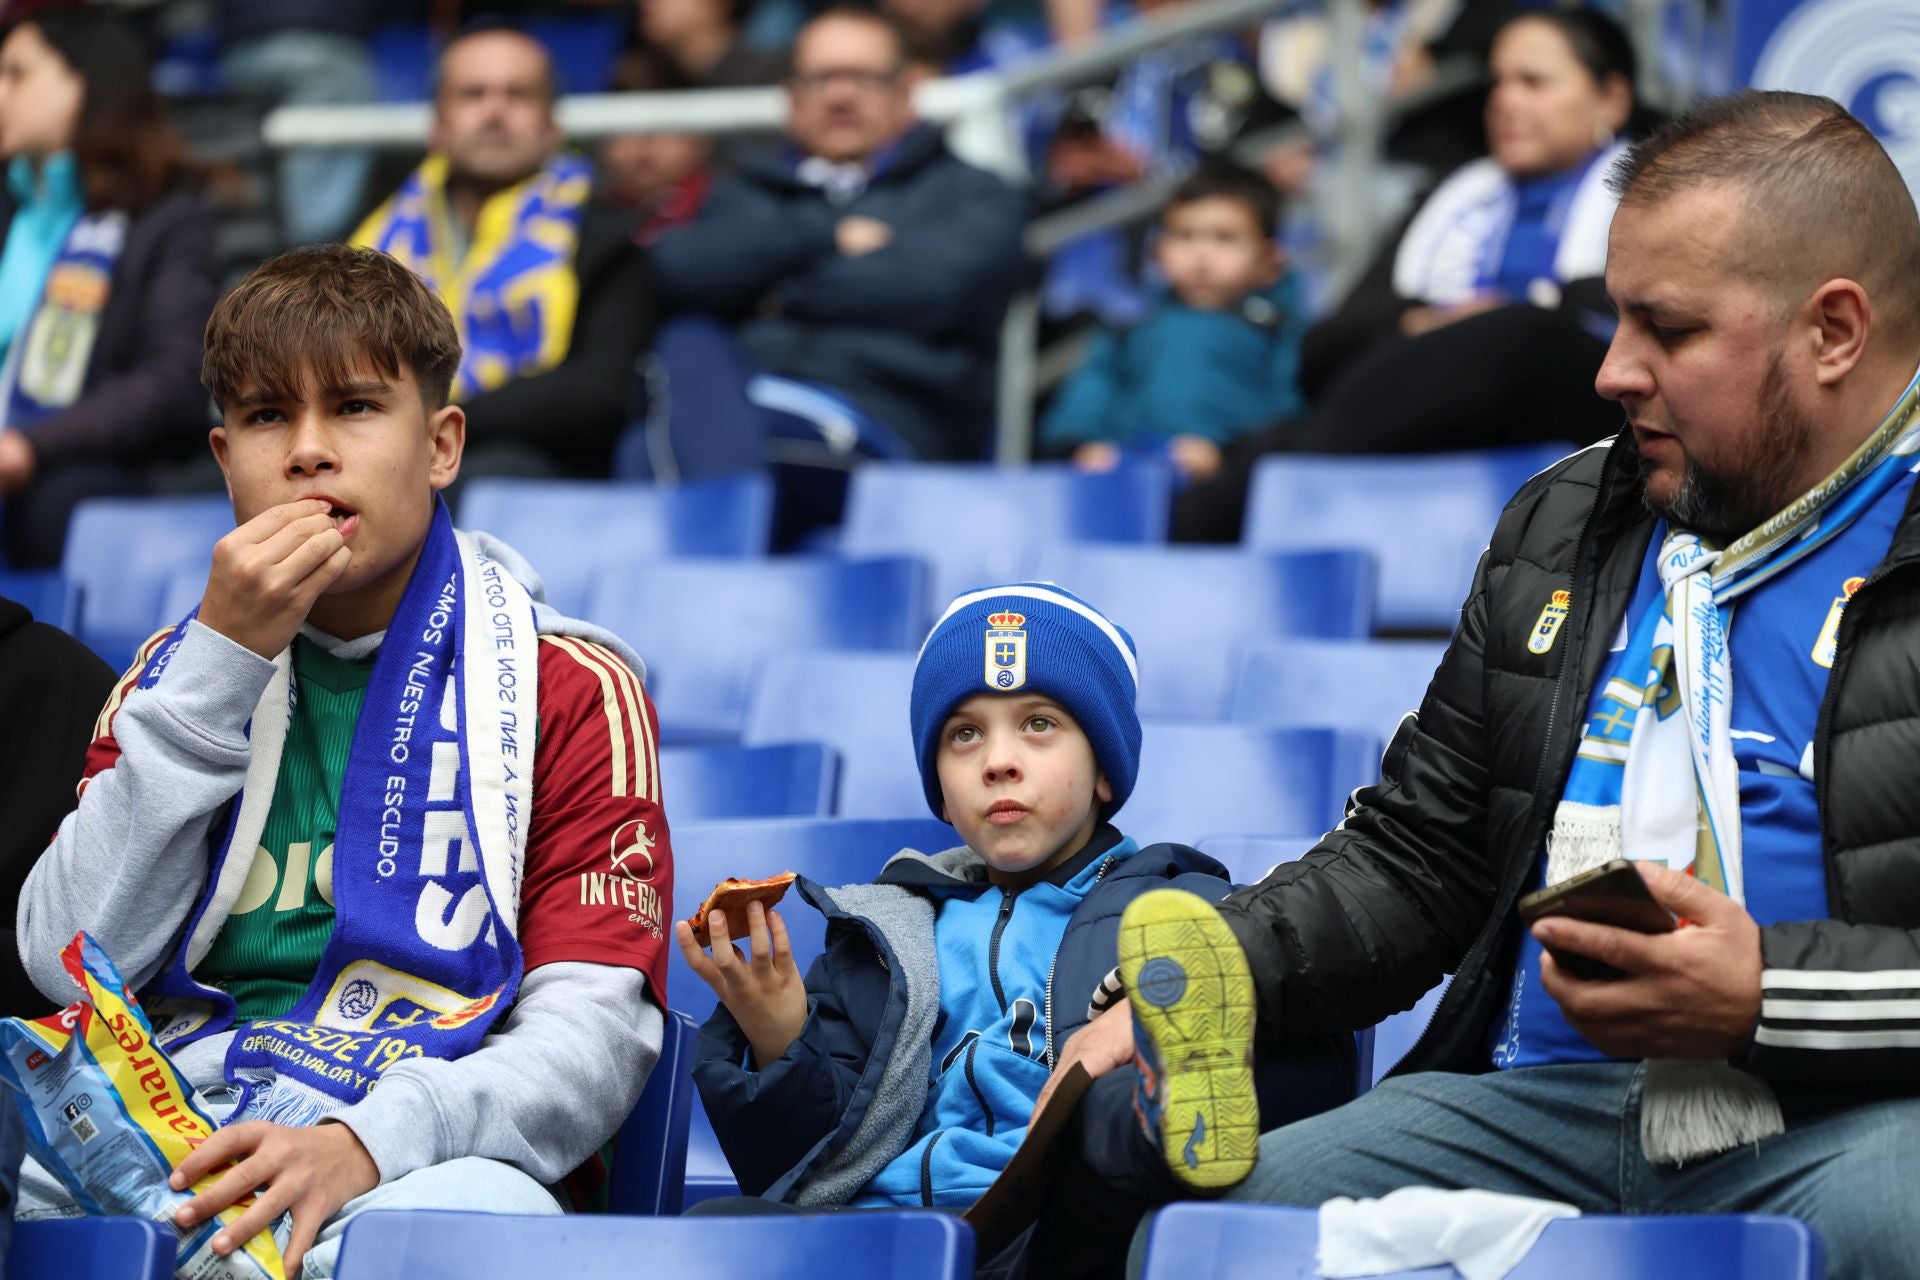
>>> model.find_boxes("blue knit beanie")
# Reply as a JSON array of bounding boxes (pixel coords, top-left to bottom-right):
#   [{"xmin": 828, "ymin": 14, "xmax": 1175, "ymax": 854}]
[{"xmin": 910, "ymin": 583, "xmax": 1141, "ymax": 821}]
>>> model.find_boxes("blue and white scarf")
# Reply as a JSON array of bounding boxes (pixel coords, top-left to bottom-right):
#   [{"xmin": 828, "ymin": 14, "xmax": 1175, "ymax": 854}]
[
  {"xmin": 0, "ymin": 208, "xmax": 127, "ymax": 427},
  {"xmin": 1551, "ymin": 364, "xmax": 1920, "ymax": 1163},
  {"xmin": 136, "ymin": 501, "xmax": 537, "ymax": 1127}
]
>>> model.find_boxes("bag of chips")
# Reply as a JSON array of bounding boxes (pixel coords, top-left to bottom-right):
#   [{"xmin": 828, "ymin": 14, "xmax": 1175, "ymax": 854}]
[{"xmin": 0, "ymin": 933, "xmax": 284, "ymax": 1280}]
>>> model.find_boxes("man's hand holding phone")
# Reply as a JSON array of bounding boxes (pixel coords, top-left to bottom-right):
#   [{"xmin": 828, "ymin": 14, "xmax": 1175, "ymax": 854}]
[{"xmin": 1527, "ymin": 861, "xmax": 1763, "ymax": 1059}]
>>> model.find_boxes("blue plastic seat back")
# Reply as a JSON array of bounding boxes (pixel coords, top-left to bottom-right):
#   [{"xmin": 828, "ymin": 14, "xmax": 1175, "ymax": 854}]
[
  {"xmin": 1231, "ymin": 638, "xmax": 1450, "ymax": 746},
  {"xmin": 1140, "ymin": 1204, "xmax": 1824, "ymax": 1279},
  {"xmin": 1032, "ymin": 548, "xmax": 1377, "ymax": 718},
  {"xmin": 1123, "ymin": 725, "xmax": 1379, "ymax": 848},
  {"xmin": 458, "ymin": 476, "xmax": 773, "ymax": 617},
  {"xmin": 742, "ymin": 653, "xmax": 926, "ymax": 819},
  {"xmin": 607, "ymin": 1010, "xmax": 698, "ymax": 1216},
  {"xmin": 1193, "ymin": 835, "xmax": 1320, "ymax": 887},
  {"xmin": 839, "ymin": 462, "xmax": 1171, "ymax": 607},
  {"xmin": 587, "ymin": 557, "xmax": 927, "ymax": 739},
  {"xmin": 333, "ymin": 1208, "xmax": 975, "ymax": 1280},
  {"xmin": 658, "ymin": 742, "xmax": 840, "ymax": 820},
  {"xmin": 11, "ymin": 1217, "xmax": 172, "ymax": 1280},
  {"xmin": 521, "ymin": 13, "xmax": 625, "ymax": 94},
  {"xmin": 0, "ymin": 569, "xmax": 75, "ymax": 633},
  {"xmin": 368, "ymin": 23, "xmax": 434, "ymax": 101},
  {"xmin": 64, "ymin": 496, "xmax": 232, "ymax": 668},
  {"xmin": 1244, "ymin": 445, "xmax": 1576, "ymax": 632}
]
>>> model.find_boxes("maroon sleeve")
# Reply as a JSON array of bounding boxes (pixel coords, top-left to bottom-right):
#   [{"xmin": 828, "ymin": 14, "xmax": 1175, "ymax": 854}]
[{"xmin": 517, "ymin": 636, "xmax": 673, "ymax": 1008}]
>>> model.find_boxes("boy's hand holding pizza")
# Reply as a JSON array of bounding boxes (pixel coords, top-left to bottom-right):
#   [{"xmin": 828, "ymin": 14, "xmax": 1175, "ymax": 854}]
[{"xmin": 674, "ymin": 874, "xmax": 809, "ymax": 1068}]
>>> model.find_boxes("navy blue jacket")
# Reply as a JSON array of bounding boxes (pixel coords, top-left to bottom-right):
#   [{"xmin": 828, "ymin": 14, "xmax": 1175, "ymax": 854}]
[
  {"xmin": 649, "ymin": 124, "xmax": 1028, "ymax": 460},
  {"xmin": 693, "ymin": 828, "xmax": 1236, "ymax": 1202}
]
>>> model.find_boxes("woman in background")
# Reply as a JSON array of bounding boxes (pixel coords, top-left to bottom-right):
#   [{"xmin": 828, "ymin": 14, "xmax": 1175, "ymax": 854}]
[{"xmin": 0, "ymin": 8, "xmax": 217, "ymax": 568}]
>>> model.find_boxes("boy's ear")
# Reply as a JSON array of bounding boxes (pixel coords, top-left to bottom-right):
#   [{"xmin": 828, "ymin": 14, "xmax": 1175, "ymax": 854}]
[
  {"xmin": 428, "ymin": 403, "xmax": 466, "ymax": 492},
  {"xmin": 207, "ymin": 426, "xmax": 235, "ymax": 501},
  {"xmin": 1256, "ymin": 240, "xmax": 1284, "ymax": 288},
  {"xmin": 1095, "ymin": 773, "xmax": 1113, "ymax": 805}
]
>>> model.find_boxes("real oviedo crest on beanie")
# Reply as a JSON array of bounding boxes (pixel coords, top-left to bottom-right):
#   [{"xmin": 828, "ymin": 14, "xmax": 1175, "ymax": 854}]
[{"xmin": 910, "ymin": 583, "xmax": 1142, "ymax": 819}]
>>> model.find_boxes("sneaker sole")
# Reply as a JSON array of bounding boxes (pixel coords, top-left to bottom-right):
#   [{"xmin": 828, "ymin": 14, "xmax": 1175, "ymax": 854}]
[{"xmin": 1120, "ymin": 888, "xmax": 1259, "ymax": 1191}]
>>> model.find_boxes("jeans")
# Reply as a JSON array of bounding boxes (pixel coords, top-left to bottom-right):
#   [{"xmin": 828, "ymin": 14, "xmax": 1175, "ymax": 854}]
[
  {"xmin": 1126, "ymin": 1062, "xmax": 1920, "ymax": 1280},
  {"xmin": 16, "ymin": 1089, "xmax": 560, "ymax": 1278}
]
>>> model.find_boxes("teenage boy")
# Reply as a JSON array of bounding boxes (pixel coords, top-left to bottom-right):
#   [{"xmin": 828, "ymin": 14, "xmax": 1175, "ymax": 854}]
[
  {"xmin": 14, "ymin": 245, "xmax": 672, "ymax": 1277},
  {"xmin": 678, "ymin": 584, "xmax": 1353, "ymax": 1277}
]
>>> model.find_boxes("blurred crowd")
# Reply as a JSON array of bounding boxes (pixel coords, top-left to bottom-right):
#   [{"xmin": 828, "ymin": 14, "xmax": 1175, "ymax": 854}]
[{"xmin": 0, "ymin": 0, "xmax": 1653, "ymax": 564}]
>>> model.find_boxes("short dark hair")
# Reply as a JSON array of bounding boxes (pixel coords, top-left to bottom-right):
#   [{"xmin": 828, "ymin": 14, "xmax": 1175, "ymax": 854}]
[
  {"xmin": 434, "ymin": 22, "xmax": 558, "ymax": 104},
  {"xmin": 1610, "ymin": 90, "xmax": 1920, "ymax": 345},
  {"xmin": 203, "ymin": 246, "xmax": 464, "ymax": 413},
  {"xmin": 1502, "ymin": 8, "xmax": 1637, "ymax": 93},
  {"xmin": 9, "ymin": 9, "xmax": 186, "ymax": 213},
  {"xmin": 1166, "ymin": 162, "xmax": 1281, "ymax": 235}
]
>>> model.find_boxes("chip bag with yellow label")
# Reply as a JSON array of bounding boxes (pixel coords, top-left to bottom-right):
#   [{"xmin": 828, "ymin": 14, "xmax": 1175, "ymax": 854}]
[{"xmin": 0, "ymin": 933, "xmax": 285, "ymax": 1280}]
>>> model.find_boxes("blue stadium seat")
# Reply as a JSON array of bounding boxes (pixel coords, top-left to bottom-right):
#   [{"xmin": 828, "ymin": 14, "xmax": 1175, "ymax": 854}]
[
  {"xmin": 0, "ymin": 568, "xmax": 75, "ymax": 633},
  {"xmin": 1230, "ymin": 638, "xmax": 1450, "ymax": 745},
  {"xmin": 742, "ymin": 653, "xmax": 924, "ymax": 818},
  {"xmin": 587, "ymin": 558, "xmax": 927, "ymax": 740},
  {"xmin": 64, "ymin": 496, "xmax": 232, "ymax": 669},
  {"xmin": 1244, "ymin": 445, "xmax": 1577, "ymax": 632},
  {"xmin": 11, "ymin": 1217, "xmax": 172, "ymax": 1280},
  {"xmin": 1139, "ymin": 1203, "xmax": 1823, "ymax": 1279},
  {"xmin": 457, "ymin": 476, "xmax": 774, "ymax": 617},
  {"xmin": 1194, "ymin": 835, "xmax": 1319, "ymax": 886},
  {"xmin": 523, "ymin": 13, "xmax": 625, "ymax": 94},
  {"xmin": 1031, "ymin": 548, "xmax": 1377, "ymax": 718},
  {"xmin": 607, "ymin": 1010, "xmax": 697, "ymax": 1216},
  {"xmin": 658, "ymin": 742, "xmax": 840, "ymax": 820},
  {"xmin": 368, "ymin": 24, "xmax": 434, "ymax": 102},
  {"xmin": 839, "ymin": 462, "xmax": 1171, "ymax": 607},
  {"xmin": 333, "ymin": 1208, "xmax": 974, "ymax": 1280},
  {"xmin": 670, "ymin": 817, "xmax": 958, "ymax": 1204},
  {"xmin": 1123, "ymin": 725, "xmax": 1379, "ymax": 847}
]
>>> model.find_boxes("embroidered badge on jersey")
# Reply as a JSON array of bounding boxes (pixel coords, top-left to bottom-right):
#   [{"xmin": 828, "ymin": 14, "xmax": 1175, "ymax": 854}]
[
  {"xmin": 984, "ymin": 611, "xmax": 1027, "ymax": 690},
  {"xmin": 1528, "ymin": 590, "xmax": 1571, "ymax": 655},
  {"xmin": 1811, "ymin": 576, "xmax": 1866, "ymax": 669}
]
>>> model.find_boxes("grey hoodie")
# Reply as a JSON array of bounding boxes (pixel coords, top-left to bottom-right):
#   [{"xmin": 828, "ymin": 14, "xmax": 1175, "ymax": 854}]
[{"xmin": 15, "ymin": 534, "xmax": 663, "ymax": 1186}]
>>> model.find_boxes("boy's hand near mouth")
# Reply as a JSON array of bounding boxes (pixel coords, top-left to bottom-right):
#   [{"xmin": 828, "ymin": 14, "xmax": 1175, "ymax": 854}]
[{"xmin": 197, "ymin": 498, "xmax": 354, "ymax": 658}]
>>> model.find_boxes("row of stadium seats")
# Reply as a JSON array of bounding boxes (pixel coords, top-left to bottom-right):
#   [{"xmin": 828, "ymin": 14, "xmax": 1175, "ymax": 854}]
[
  {"xmin": 12, "ymin": 1202, "xmax": 1825, "ymax": 1280},
  {"xmin": 0, "ymin": 446, "xmax": 1573, "ymax": 672}
]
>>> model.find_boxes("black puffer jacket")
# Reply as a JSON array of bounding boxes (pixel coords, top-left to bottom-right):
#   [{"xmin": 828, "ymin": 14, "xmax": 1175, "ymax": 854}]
[{"xmin": 1219, "ymin": 429, "xmax": 1920, "ymax": 1094}]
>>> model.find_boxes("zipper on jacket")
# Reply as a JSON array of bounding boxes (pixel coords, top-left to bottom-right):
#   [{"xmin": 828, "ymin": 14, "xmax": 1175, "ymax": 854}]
[
  {"xmin": 1386, "ymin": 459, "xmax": 1612, "ymax": 1078},
  {"xmin": 988, "ymin": 890, "xmax": 1018, "ymax": 1013},
  {"xmin": 963, "ymin": 1039, "xmax": 995, "ymax": 1137},
  {"xmin": 919, "ymin": 1131, "xmax": 944, "ymax": 1207},
  {"xmin": 1044, "ymin": 854, "xmax": 1119, "ymax": 1069}
]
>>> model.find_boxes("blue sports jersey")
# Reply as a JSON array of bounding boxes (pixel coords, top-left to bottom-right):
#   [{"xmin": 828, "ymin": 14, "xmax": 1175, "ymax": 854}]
[{"xmin": 1492, "ymin": 467, "xmax": 1918, "ymax": 1069}]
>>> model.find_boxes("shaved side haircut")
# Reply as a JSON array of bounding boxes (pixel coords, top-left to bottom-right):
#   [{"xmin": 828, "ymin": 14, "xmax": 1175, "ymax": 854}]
[{"xmin": 1610, "ymin": 90, "xmax": 1920, "ymax": 346}]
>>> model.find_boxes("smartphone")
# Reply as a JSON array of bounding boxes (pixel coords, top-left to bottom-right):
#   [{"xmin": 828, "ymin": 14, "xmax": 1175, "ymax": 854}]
[{"xmin": 1516, "ymin": 859, "xmax": 1675, "ymax": 980}]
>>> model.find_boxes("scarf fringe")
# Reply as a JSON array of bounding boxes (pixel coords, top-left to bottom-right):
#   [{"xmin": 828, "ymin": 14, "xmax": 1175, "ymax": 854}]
[
  {"xmin": 1640, "ymin": 1059, "xmax": 1784, "ymax": 1166},
  {"xmin": 1545, "ymin": 801, "xmax": 1622, "ymax": 885}
]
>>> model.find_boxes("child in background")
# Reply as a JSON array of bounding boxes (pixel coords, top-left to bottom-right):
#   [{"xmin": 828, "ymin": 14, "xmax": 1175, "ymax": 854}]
[
  {"xmin": 677, "ymin": 584, "xmax": 1355, "ymax": 1278},
  {"xmin": 1041, "ymin": 163, "xmax": 1307, "ymax": 484}
]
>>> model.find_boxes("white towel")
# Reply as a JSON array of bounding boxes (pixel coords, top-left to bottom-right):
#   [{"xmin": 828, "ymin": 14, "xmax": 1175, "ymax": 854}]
[{"xmin": 1317, "ymin": 1187, "xmax": 1579, "ymax": 1280}]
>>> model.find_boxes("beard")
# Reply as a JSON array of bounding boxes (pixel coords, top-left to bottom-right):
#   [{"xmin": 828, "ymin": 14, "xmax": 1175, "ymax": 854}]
[{"xmin": 1639, "ymin": 349, "xmax": 1819, "ymax": 542}]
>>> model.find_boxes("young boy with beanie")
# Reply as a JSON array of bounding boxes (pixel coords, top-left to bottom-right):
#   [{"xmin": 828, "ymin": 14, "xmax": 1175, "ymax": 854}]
[{"xmin": 678, "ymin": 584, "xmax": 1356, "ymax": 1278}]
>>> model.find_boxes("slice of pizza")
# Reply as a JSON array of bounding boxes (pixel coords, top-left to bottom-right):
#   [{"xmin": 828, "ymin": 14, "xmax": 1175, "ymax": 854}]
[{"xmin": 686, "ymin": 872, "xmax": 799, "ymax": 947}]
